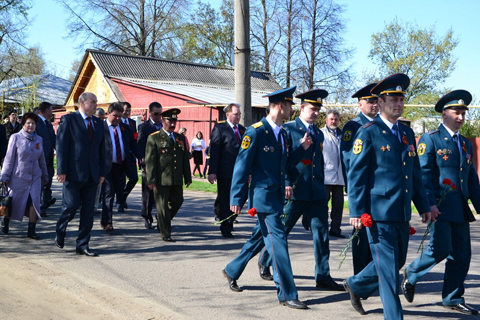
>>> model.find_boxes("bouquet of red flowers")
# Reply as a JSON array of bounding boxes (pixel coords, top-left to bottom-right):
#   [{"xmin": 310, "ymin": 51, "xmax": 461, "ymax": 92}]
[
  {"xmin": 338, "ymin": 213, "xmax": 372, "ymax": 268},
  {"xmin": 213, "ymin": 208, "xmax": 257, "ymax": 225}
]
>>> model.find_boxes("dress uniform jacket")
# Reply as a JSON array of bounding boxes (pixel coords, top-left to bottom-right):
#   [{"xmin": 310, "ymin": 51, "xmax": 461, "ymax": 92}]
[
  {"xmin": 405, "ymin": 124, "xmax": 480, "ymax": 306},
  {"xmin": 226, "ymin": 117, "xmax": 299, "ymax": 302},
  {"xmin": 145, "ymin": 130, "xmax": 191, "ymax": 187},
  {"xmin": 340, "ymin": 112, "xmax": 372, "ymax": 275},
  {"xmin": 346, "ymin": 115, "xmax": 430, "ymax": 320}
]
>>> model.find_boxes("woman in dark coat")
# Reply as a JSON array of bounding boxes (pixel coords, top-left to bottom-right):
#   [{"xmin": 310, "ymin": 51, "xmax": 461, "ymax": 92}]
[{"xmin": 1, "ymin": 112, "xmax": 48, "ymax": 239}]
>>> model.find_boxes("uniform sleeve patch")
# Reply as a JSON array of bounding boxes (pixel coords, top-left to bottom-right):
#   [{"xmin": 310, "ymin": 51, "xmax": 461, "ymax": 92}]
[
  {"xmin": 241, "ymin": 135, "xmax": 252, "ymax": 149},
  {"xmin": 353, "ymin": 139, "xmax": 363, "ymax": 154},
  {"xmin": 417, "ymin": 143, "xmax": 426, "ymax": 156},
  {"xmin": 343, "ymin": 130, "xmax": 352, "ymax": 141}
]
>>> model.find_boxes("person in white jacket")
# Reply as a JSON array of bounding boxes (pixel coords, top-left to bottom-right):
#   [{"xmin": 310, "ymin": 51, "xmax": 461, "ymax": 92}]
[{"xmin": 320, "ymin": 109, "xmax": 345, "ymax": 238}]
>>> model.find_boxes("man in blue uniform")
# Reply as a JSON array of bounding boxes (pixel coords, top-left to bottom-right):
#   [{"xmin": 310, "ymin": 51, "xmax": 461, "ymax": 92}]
[
  {"xmin": 257, "ymin": 89, "xmax": 344, "ymax": 291},
  {"xmin": 402, "ymin": 90, "xmax": 480, "ymax": 315},
  {"xmin": 340, "ymin": 83, "xmax": 378, "ymax": 275},
  {"xmin": 222, "ymin": 87, "xmax": 308, "ymax": 309},
  {"xmin": 343, "ymin": 74, "xmax": 432, "ymax": 319}
]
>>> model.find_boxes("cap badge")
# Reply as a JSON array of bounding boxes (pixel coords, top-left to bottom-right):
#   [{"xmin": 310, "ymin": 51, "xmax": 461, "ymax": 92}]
[{"xmin": 396, "ymin": 86, "xmax": 402, "ymax": 91}]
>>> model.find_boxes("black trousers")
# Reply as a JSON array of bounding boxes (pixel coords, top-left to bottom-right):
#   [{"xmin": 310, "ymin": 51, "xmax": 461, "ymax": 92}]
[
  {"xmin": 141, "ymin": 169, "xmax": 155, "ymax": 223},
  {"xmin": 40, "ymin": 164, "xmax": 54, "ymax": 211},
  {"xmin": 101, "ymin": 163, "xmax": 126, "ymax": 226},
  {"xmin": 122, "ymin": 155, "xmax": 138, "ymax": 204},
  {"xmin": 215, "ymin": 178, "xmax": 234, "ymax": 233},
  {"xmin": 325, "ymin": 184, "xmax": 344, "ymax": 233}
]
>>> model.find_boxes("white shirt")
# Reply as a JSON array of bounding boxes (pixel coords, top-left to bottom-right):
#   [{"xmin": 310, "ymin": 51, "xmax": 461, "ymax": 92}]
[
  {"xmin": 107, "ymin": 120, "xmax": 125, "ymax": 163},
  {"xmin": 266, "ymin": 116, "xmax": 284, "ymax": 153}
]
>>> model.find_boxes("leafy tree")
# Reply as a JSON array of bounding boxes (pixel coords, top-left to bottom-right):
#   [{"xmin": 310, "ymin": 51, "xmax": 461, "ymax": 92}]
[{"xmin": 369, "ymin": 18, "xmax": 458, "ymax": 120}]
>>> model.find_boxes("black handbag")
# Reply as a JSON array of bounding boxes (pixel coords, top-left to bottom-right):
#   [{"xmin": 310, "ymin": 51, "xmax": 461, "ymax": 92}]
[{"xmin": 0, "ymin": 184, "xmax": 12, "ymax": 217}]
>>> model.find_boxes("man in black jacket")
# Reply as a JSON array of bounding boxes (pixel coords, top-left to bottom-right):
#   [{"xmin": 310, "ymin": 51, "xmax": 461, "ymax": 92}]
[{"xmin": 208, "ymin": 103, "xmax": 245, "ymax": 238}]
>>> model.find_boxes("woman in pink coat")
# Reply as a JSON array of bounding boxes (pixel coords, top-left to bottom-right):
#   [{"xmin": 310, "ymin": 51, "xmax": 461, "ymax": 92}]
[{"xmin": 1, "ymin": 112, "xmax": 48, "ymax": 239}]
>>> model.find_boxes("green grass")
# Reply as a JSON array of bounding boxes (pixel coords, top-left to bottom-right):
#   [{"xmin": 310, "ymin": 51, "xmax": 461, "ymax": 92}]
[{"xmin": 188, "ymin": 179, "xmax": 217, "ymax": 193}]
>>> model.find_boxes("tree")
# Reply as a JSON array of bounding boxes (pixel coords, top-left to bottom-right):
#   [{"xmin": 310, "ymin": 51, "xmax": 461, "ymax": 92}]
[
  {"xmin": 59, "ymin": 0, "xmax": 189, "ymax": 58},
  {"xmin": 369, "ymin": 18, "xmax": 458, "ymax": 106}
]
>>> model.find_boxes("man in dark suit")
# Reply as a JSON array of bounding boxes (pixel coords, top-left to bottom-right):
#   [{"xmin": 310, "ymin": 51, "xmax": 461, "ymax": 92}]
[
  {"xmin": 36, "ymin": 102, "xmax": 57, "ymax": 216},
  {"xmin": 101, "ymin": 102, "xmax": 139, "ymax": 232},
  {"xmin": 402, "ymin": 90, "xmax": 480, "ymax": 315},
  {"xmin": 119, "ymin": 101, "xmax": 138, "ymax": 211},
  {"xmin": 137, "ymin": 102, "xmax": 163, "ymax": 229},
  {"xmin": 222, "ymin": 87, "xmax": 308, "ymax": 310},
  {"xmin": 5, "ymin": 110, "xmax": 20, "ymax": 140},
  {"xmin": 55, "ymin": 92, "xmax": 106, "ymax": 257},
  {"xmin": 0, "ymin": 123, "xmax": 7, "ymax": 163},
  {"xmin": 145, "ymin": 108, "xmax": 191, "ymax": 241},
  {"xmin": 208, "ymin": 103, "xmax": 245, "ymax": 238},
  {"xmin": 258, "ymin": 89, "xmax": 344, "ymax": 291},
  {"xmin": 340, "ymin": 83, "xmax": 378, "ymax": 275},
  {"xmin": 344, "ymin": 74, "xmax": 432, "ymax": 318}
]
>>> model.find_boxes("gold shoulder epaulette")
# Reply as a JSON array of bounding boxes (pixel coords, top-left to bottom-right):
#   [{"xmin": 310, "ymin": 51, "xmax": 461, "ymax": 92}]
[
  {"xmin": 428, "ymin": 129, "xmax": 439, "ymax": 135},
  {"xmin": 150, "ymin": 131, "xmax": 160, "ymax": 136},
  {"xmin": 363, "ymin": 121, "xmax": 376, "ymax": 128},
  {"xmin": 252, "ymin": 121, "xmax": 263, "ymax": 129},
  {"xmin": 217, "ymin": 120, "xmax": 226, "ymax": 124}
]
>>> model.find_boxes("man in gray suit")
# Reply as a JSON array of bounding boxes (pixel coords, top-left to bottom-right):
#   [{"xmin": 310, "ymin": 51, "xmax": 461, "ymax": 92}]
[
  {"xmin": 36, "ymin": 102, "xmax": 56, "ymax": 216},
  {"xmin": 55, "ymin": 92, "xmax": 106, "ymax": 257}
]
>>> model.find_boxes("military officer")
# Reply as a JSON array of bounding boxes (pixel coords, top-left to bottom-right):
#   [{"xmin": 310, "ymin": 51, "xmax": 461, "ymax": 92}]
[
  {"xmin": 222, "ymin": 87, "xmax": 308, "ymax": 310},
  {"xmin": 343, "ymin": 73, "xmax": 431, "ymax": 320},
  {"xmin": 145, "ymin": 108, "xmax": 191, "ymax": 242},
  {"xmin": 402, "ymin": 90, "xmax": 480, "ymax": 315},
  {"xmin": 340, "ymin": 83, "xmax": 378, "ymax": 275},
  {"xmin": 257, "ymin": 89, "xmax": 344, "ymax": 291}
]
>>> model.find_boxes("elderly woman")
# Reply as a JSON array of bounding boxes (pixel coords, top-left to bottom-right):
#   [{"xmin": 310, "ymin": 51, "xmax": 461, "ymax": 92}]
[{"xmin": 0, "ymin": 112, "xmax": 48, "ymax": 239}]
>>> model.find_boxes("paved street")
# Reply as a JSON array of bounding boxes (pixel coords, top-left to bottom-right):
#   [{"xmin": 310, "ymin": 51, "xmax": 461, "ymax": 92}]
[{"xmin": 1, "ymin": 181, "xmax": 479, "ymax": 319}]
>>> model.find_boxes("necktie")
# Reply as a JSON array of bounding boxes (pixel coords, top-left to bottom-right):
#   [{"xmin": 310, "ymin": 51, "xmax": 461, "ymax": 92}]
[
  {"xmin": 86, "ymin": 117, "xmax": 94, "ymax": 141},
  {"xmin": 154, "ymin": 123, "xmax": 160, "ymax": 130},
  {"xmin": 309, "ymin": 125, "xmax": 316, "ymax": 144},
  {"xmin": 453, "ymin": 133, "xmax": 461, "ymax": 154},
  {"xmin": 233, "ymin": 125, "xmax": 241, "ymax": 143},
  {"xmin": 392, "ymin": 124, "xmax": 401, "ymax": 142},
  {"xmin": 113, "ymin": 126, "xmax": 122, "ymax": 164},
  {"xmin": 169, "ymin": 133, "xmax": 175, "ymax": 144}
]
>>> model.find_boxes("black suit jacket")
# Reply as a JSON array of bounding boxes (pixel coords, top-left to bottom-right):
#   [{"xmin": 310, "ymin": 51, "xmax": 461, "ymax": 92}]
[
  {"xmin": 208, "ymin": 121, "xmax": 245, "ymax": 179},
  {"xmin": 126, "ymin": 118, "xmax": 137, "ymax": 133},
  {"xmin": 36, "ymin": 117, "xmax": 56, "ymax": 166},
  {"xmin": 0, "ymin": 124, "xmax": 7, "ymax": 161},
  {"xmin": 56, "ymin": 112, "xmax": 106, "ymax": 182},
  {"xmin": 103, "ymin": 121, "xmax": 139, "ymax": 173},
  {"xmin": 137, "ymin": 120, "xmax": 161, "ymax": 159}
]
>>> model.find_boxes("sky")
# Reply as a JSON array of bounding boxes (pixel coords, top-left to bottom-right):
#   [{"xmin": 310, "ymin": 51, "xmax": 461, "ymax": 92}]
[{"xmin": 25, "ymin": 0, "xmax": 480, "ymax": 103}]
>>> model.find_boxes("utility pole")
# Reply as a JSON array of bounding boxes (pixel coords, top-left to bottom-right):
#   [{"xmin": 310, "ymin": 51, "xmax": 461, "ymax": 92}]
[{"xmin": 234, "ymin": 0, "xmax": 252, "ymax": 127}]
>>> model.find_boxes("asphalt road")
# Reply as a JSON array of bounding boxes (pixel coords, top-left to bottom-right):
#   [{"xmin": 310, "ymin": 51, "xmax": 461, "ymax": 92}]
[{"xmin": 1, "ymin": 181, "xmax": 479, "ymax": 319}]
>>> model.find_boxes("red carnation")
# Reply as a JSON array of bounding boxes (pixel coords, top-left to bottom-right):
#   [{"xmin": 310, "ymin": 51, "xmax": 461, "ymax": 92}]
[
  {"xmin": 248, "ymin": 208, "xmax": 257, "ymax": 217},
  {"xmin": 442, "ymin": 178, "xmax": 452, "ymax": 186},
  {"xmin": 409, "ymin": 227, "xmax": 417, "ymax": 235},
  {"xmin": 360, "ymin": 213, "xmax": 373, "ymax": 228},
  {"xmin": 133, "ymin": 132, "xmax": 138, "ymax": 141},
  {"xmin": 300, "ymin": 159, "xmax": 313, "ymax": 166},
  {"xmin": 451, "ymin": 184, "xmax": 457, "ymax": 190}
]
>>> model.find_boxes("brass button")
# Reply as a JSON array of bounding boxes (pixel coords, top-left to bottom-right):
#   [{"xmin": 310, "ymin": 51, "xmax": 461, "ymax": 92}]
[
  {"xmin": 461, "ymin": 179, "xmax": 464, "ymax": 183},
  {"xmin": 460, "ymin": 168, "xmax": 463, "ymax": 171},
  {"xmin": 406, "ymin": 189, "xmax": 408, "ymax": 193},
  {"xmin": 403, "ymin": 162, "xmax": 406, "ymax": 165},
  {"xmin": 405, "ymin": 175, "xmax": 408, "ymax": 179}
]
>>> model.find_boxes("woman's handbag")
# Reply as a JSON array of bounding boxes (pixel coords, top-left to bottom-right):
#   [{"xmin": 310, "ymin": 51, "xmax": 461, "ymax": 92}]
[{"xmin": 0, "ymin": 184, "xmax": 12, "ymax": 217}]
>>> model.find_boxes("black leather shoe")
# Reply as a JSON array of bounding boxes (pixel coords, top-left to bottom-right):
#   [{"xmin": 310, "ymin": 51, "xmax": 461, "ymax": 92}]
[
  {"xmin": 47, "ymin": 198, "xmax": 56, "ymax": 207},
  {"xmin": 163, "ymin": 237, "xmax": 173, "ymax": 242},
  {"xmin": 444, "ymin": 303, "xmax": 479, "ymax": 315},
  {"xmin": 123, "ymin": 202, "xmax": 128, "ymax": 209},
  {"xmin": 27, "ymin": 234, "xmax": 40, "ymax": 240},
  {"xmin": 221, "ymin": 231, "xmax": 233, "ymax": 238},
  {"xmin": 222, "ymin": 269, "xmax": 242, "ymax": 292},
  {"xmin": 279, "ymin": 299, "xmax": 308, "ymax": 309},
  {"xmin": 258, "ymin": 262, "xmax": 273, "ymax": 281},
  {"xmin": 117, "ymin": 204, "xmax": 125, "ymax": 212},
  {"xmin": 344, "ymin": 280, "xmax": 366, "ymax": 315},
  {"xmin": 301, "ymin": 216, "xmax": 310, "ymax": 231},
  {"xmin": 329, "ymin": 230, "xmax": 346, "ymax": 238},
  {"xmin": 316, "ymin": 278, "xmax": 345, "ymax": 291},
  {"xmin": 55, "ymin": 236, "xmax": 64, "ymax": 248},
  {"xmin": 145, "ymin": 220, "xmax": 155, "ymax": 229},
  {"xmin": 76, "ymin": 248, "xmax": 98, "ymax": 257},
  {"xmin": 402, "ymin": 270, "xmax": 415, "ymax": 303}
]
